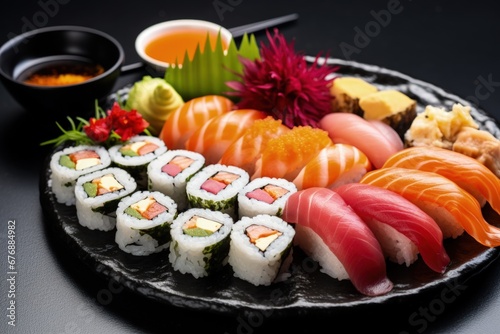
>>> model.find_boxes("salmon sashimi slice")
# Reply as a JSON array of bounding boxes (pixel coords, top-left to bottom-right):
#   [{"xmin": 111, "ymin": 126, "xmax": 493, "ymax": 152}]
[
  {"xmin": 383, "ymin": 145, "xmax": 500, "ymax": 215},
  {"xmin": 252, "ymin": 126, "xmax": 332, "ymax": 181},
  {"xmin": 219, "ymin": 116, "xmax": 290, "ymax": 176},
  {"xmin": 159, "ymin": 95, "xmax": 234, "ymax": 149},
  {"xmin": 360, "ymin": 167, "xmax": 500, "ymax": 248},
  {"xmin": 185, "ymin": 109, "xmax": 267, "ymax": 165},
  {"xmin": 293, "ymin": 143, "xmax": 373, "ymax": 190},
  {"xmin": 282, "ymin": 187, "xmax": 393, "ymax": 297},
  {"xmin": 334, "ymin": 183, "xmax": 450, "ymax": 273}
]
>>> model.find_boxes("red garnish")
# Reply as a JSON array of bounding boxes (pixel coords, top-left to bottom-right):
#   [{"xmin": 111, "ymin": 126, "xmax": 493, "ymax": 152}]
[
  {"xmin": 84, "ymin": 117, "xmax": 111, "ymax": 143},
  {"xmin": 105, "ymin": 102, "xmax": 149, "ymax": 141},
  {"xmin": 227, "ymin": 29, "xmax": 337, "ymax": 128},
  {"xmin": 41, "ymin": 101, "xmax": 151, "ymax": 148}
]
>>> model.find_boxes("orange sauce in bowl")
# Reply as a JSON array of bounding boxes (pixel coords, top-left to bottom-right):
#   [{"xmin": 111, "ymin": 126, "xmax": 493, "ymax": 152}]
[{"xmin": 144, "ymin": 29, "xmax": 229, "ymax": 65}]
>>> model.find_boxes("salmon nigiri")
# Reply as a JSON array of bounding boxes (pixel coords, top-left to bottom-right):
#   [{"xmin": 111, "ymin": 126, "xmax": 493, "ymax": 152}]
[
  {"xmin": 360, "ymin": 167, "xmax": 500, "ymax": 248},
  {"xmin": 159, "ymin": 95, "xmax": 234, "ymax": 149},
  {"xmin": 252, "ymin": 126, "xmax": 332, "ymax": 181},
  {"xmin": 282, "ymin": 187, "xmax": 393, "ymax": 297},
  {"xmin": 319, "ymin": 112, "xmax": 404, "ymax": 168},
  {"xmin": 334, "ymin": 183, "xmax": 450, "ymax": 273},
  {"xmin": 293, "ymin": 143, "xmax": 372, "ymax": 190},
  {"xmin": 219, "ymin": 116, "xmax": 290, "ymax": 176},
  {"xmin": 185, "ymin": 109, "xmax": 267, "ymax": 165},
  {"xmin": 383, "ymin": 145, "xmax": 500, "ymax": 215}
]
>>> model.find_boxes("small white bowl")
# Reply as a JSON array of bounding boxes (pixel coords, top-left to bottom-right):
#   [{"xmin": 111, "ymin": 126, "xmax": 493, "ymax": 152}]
[{"xmin": 135, "ymin": 19, "xmax": 233, "ymax": 73}]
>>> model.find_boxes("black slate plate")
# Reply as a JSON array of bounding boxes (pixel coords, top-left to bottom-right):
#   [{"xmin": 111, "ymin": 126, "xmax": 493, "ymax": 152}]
[{"xmin": 39, "ymin": 57, "xmax": 500, "ymax": 317}]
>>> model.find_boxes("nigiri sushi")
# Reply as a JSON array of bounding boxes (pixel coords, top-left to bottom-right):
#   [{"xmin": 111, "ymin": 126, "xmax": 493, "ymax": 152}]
[
  {"xmin": 219, "ymin": 116, "xmax": 291, "ymax": 176},
  {"xmin": 360, "ymin": 167, "xmax": 500, "ymax": 248},
  {"xmin": 159, "ymin": 95, "xmax": 234, "ymax": 149},
  {"xmin": 282, "ymin": 187, "xmax": 393, "ymax": 297},
  {"xmin": 252, "ymin": 126, "xmax": 332, "ymax": 181},
  {"xmin": 382, "ymin": 145, "xmax": 500, "ymax": 215},
  {"xmin": 292, "ymin": 143, "xmax": 372, "ymax": 190},
  {"xmin": 334, "ymin": 183, "xmax": 450, "ymax": 273},
  {"xmin": 185, "ymin": 109, "xmax": 267, "ymax": 165},
  {"xmin": 319, "ymin": 112, "xmax": 404, "ymax": 169}
]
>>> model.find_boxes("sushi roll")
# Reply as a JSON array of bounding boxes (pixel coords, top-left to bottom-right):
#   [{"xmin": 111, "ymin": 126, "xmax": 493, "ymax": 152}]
[
  {"xmin": 147, "ymin": 150, "xmax": 205, "ymax": 212},
  {"xmin": 108, "ymin": 135, "xmax": 167, "ymax": 189},
  {"xmin": 237, "ymin": 177, "xmax": 297, "ymax": 219},
  {"xmin": 186, "ymin": 164, "xmax": 249, "ymax": 220},
  {"xmin": 115, "ymin": 190, "xmax": 178, "ymax": 256},
  {"xmin": 74, "ymin": 167, "xmax": 137, "ymax": 231},
  {"xmin": 49, "ymin": 145, "xmax": 111, "ymax": 206},
  {"xmin": 169, "ymin": 208, "xmax": 233, "ymax": 278},
  {"xmin": 228, "ymin": 214, "xmax": 295, "ymax": 286}
]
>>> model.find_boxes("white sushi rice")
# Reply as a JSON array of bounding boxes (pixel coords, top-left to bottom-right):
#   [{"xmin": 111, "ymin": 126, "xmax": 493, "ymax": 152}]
[
  {"xmin": 228, "ymin": 214, "xmax": 295, "ymax": 286},
  {"xmin": 115, "ymin": 190, "xmax": 178, "ymax": 256},
  {"xmin": 147, "ymin": 149, "xmax": 205, "ymax": 212},
  {"xmin": 237, "ymin": 177, "xmax": 297, "ymax": 219},
  {"xmin": 186, "ymin": 164, "xmax": 249, "ymax": 219},
  {"xmin": 108, "ymin": 135, "xmax": 167, "ymax": 188},
  {"xmin": 293, "ymin": 224, "xmax": 350, "ymax": 281},
  {"xmin": 368, "ymin": 219, "xmax": 419, "ymax": 266},
  {"xmin": 74, "ymin": 167, "xmax": 137, "ymax": 231},
  {"xmin": 49, "ymin": 145, "xmax": 111, "ymax": 206},
  {"xmin": 169, "ymin": 208, "xmax": 233, "ymax": 278}
]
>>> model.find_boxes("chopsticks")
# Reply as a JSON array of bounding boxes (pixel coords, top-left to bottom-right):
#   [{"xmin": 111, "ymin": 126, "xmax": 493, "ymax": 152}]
[{"xmin": 228, "ymin": 13, "xmax": 299, "ymax": 38}]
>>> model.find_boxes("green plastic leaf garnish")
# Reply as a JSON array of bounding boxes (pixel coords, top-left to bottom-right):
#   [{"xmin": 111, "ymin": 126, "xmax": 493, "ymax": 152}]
[{"xmin": 165, "ymin": 32, "xmax": 260, "ymax": 102}]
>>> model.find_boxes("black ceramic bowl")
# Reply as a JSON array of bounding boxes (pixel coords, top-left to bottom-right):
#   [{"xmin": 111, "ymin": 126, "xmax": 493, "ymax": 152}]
[{"xmin": 0, "ymin": 25, "xmax": 124, "ymax": 117}]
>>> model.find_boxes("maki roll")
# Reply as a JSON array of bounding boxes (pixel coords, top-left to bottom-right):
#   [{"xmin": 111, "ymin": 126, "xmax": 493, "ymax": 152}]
[
  {"xmin": 108, "ymin": 135, "xmax": 167, "ymax": 189},
  {"xmin": 186, "ymin": 164, "xmax": 249, "ymax": 220},
  {"xmin": 228, "ymin": 214, "xmax": 295, "ymax": 286},
  {"xmin": 74, "ymin": 167, "xmax": 137, "ymax": 231},
  {"xmin": 49, "ymin": 145, "xmax": 111, "ymax": 206},
  {"xmin": 115, "ymin": 190, "xmax": 178, "ymax": 256},
  {"xmin": 147, "ymin": 150, "xmax": 205, "ymax": 212},
  {"xmin": 169, "ymin": 208, "xmax": 233, "ymax": 278},
  {"xmin": 238, "ymin": 177, "xmax": 297, "ymax": 219}
]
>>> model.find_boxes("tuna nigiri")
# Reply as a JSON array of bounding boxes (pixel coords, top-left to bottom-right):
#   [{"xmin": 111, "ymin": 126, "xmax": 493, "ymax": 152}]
[
  {"xmin": 319, "ymin": 112, "xmax": 404, "ymax": 168},
  {"xmin": 360, "ymin": 167, "xmax": 500, "ymax": 248},
  {"xmin": 334, "ymin": 183, "xmax": 450, "ymax": 273},
  {"xmin": 159, "ymin": 95, "xmax": 234, "ymax": 149},
  {"xmin": 293, "ymin": 143, "xmax": 372, "ymax": 190},
  {"xmin": 185, "ymin": 109, "xmax": 267, "ymax": 165},
  {"xmin": 219, "ymin": 116, "xmax": 291, "ymax": 176},
  {"xmin": 282, "ymin": 187, "xmax": 393, "ymax": 297},
  {"xmin": 382, "ymin": 146, "xmax": 500, "ymax": 215},
  {"xmin": 252, "ymin": 126, "xmax": 332, "ymax": 181}
]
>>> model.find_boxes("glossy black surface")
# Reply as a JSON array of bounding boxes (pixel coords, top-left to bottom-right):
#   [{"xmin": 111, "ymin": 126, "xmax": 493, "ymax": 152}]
[{"xmin": 2, "ymin": 1, "xmax": 500, "ymax": 333}]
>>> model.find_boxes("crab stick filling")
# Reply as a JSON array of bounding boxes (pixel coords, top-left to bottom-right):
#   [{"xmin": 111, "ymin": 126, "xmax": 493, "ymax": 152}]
[
  {"xmin": 84, "ymin": 173, "xmax": 124, "ymax": 197},
  {"xmin": 126, "ymin": 196, "xmax": 167, "ymax": 220},
  {"xmin": 182, "ymin": 215, "xmax": 223, "ymax": 237},
  {"xmin": 119, "ymin": 141, "xmax": 159, "ymax": 157},
  {"xmin": 161, "ymin": 155, "xmax": 195, "ymax": 177},
  {"xmin": 245, "ymin": 224, "xmax": 283, "ymax": 252},
  {"xmin": 201, "ymin": 171, "xmax": 240, "ymax": 195},
  {"xmin": 246, "ymin": 184, "xmax": 289, "ymax": 204},
  {"xmin": 59, "ymin": 150, "xmax": 101, "ymax": 170}
]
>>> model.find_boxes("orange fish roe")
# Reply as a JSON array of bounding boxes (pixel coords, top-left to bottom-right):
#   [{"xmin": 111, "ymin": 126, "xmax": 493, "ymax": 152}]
[
  {"xmin": 220, "ymin": 116, "xmax": 290, "ymax": 175},
  {"xmin": 258, "ymin": 126, "xmax": 332, "ymax": 180}
]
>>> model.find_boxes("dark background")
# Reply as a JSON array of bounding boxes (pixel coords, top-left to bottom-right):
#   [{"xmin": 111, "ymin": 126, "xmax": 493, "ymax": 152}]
[{"xmin": 1, "ymin": 0, "xmax": 500, "ymax": 333}]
